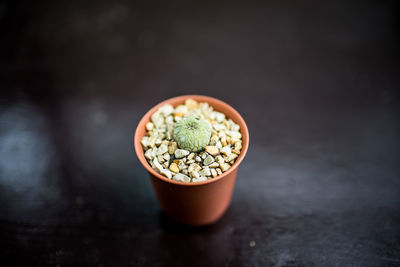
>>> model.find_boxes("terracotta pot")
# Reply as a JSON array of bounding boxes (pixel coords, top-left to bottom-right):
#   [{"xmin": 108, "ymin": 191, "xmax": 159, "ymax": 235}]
[{"xmin": 134, "ymin": 95, "xmax": 249, "ymax": 226}]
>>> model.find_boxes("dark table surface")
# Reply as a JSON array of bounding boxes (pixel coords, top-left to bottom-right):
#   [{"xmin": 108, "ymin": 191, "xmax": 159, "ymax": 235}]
[{"xmin": 1, "ymin": 0, "xmax": 400, "ymax": 266}]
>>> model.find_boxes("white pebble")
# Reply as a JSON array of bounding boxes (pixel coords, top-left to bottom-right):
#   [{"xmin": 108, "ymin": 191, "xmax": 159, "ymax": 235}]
[
  {"xmin": 215, "ymin": 141, "xmax": 222, "ymax": 149},
  {"xmin": 173, "ymin": 173, "xmax": 190, "ymax": 182},
  {"xmin": 157, "ymin": 155, "xmax": 165, "ymax": 163},
  {"xmin": 192, "ymin": 176, "xmax": 208, "ymax": 182},
  {"xmin": 230, "ymin": 123, "xmax": 240, "ymax": 132},
  {"xmin": 141, "ymin": 136, "xmax": 149, "ymax": 147},
  {"xmin": 208, "ymin": 162, "xmax": 219, "ymax": 168},
  {"xmin": 160, "ymin": 169, "xmax": 172, "ymax": 179},
  {"xmin": 174, "ymin": 149, "xmax": 190, "ymax": 159},
  {"xmin": 163, "ymin": 153, "xmax": 170, "ymax": 162},
  {"xmin": 215, "ymin": 112, "xmax": 225, "ymax": 123},
  {"xmin": 226, "ymin": 130, "xmax": 241, "ymax": 139},
  {"xmin": 144, "ymin": 148, "xmax": 153, "ymax": 160},
  {"xmin": 213, "ymin": 124, "xmax": 226, "ymax": 131},
  {"xmin": 225, "ymin": 153, "xmax": 238, "ymax": 162},
  {"xmin": 146, "ymin": 122, "xmax": 154, "ymax": 131},
  {"xmin": 192, "ymin": 171, "xmax": 200, "ymax": 179},
  {"xmin": 157, "ymin": 144, "xmax": 168, "ymax": 155},
  {"xmin": 199, "ymin": 167, "xmax": 211, "ymax": 176},
  {"xmin": 152, "ymin": 158, "xmax": 163, "ymax": 173},
  {"xmin": 203, "ymin": 155, "xmax": 215, "ymax": 166},
  {"xmin": 220, "ymin": 146, "xmax": 232, "ymax": 156},
  {"xmin": 159, "ymin": 104, "xmax": 174, "ymax": 116}
]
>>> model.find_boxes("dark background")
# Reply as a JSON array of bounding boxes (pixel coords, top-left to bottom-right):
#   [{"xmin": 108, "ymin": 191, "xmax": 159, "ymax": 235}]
[{"xmin": 1, "ymin": 0, "xmax": 400, "ymax": 266}]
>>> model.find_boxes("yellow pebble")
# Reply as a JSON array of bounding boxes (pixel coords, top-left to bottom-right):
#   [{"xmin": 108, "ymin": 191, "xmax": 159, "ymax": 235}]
[
  {"xmin": 185, "ymin": 99, "xmax": 198, "ymax": 109},
  {"xmin": 169, "ymin": 163, "xmax": 179, "ymax": 173}
]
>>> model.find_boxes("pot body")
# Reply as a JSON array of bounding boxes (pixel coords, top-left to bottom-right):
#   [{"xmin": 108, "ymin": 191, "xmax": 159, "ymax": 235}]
[
  {"xmin": 134, "ymin": 95, "xmax": 249, "ymax": 226},
  {"xmin": 149, "ymin": 167, "xmax": 237, "ymax": 226}
]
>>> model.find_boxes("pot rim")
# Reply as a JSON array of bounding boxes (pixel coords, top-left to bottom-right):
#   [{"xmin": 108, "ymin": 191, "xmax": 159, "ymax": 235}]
[{"xmin": 134, "ymin": 95, "xmax": 249, "ymax": 186}]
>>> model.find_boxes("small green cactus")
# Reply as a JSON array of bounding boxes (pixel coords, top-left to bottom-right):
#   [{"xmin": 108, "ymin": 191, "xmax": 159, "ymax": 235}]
[{"xmin": 173, "ymin": 115, "xmax": 212, "ymax": 152}]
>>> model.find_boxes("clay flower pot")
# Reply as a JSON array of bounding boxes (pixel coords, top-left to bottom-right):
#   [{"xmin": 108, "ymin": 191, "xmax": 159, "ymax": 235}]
[{"xmin": 134, "ymin": 95, "xmax": 249, "ymax": 226}]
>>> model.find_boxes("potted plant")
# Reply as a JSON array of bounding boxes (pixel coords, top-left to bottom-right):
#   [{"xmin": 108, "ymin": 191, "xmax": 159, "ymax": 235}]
[{"xmin": 134, "ymin": 95, "xmax": 249, "ymax": 226}]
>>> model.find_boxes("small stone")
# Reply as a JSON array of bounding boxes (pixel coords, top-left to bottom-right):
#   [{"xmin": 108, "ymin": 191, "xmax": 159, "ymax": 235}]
[
  {"xmin": 186, "ymin": 160, "xmax": 195, "ymax": 164},
  {"xmin": 174, "ymin": 104, "xmax": 188, "ymax": 115},
  {"xmin": 141, "ymin": 136, "xmax": 149, "ymax": 147},
  {"xmin": 163, "ymin": 153, "xmax": 170, "ymax": 162},
  {"xmin": 221, "ymin": 136, "xmax": 227, "ymax": 147},
  {"xmin": 215, "ymin": 141, "xmax": 222, "ymax": 149},
  {"xmin": 216, "ymin": 168, "xmax": 222, "ymax": 175},
  {"xmin": 160, "ymin": 169, "xmax": 172, "ymax": 178},
  {"xmin": 188, "ymin": 153, "xmax": 195, "ymax": 160},
  {"xmin": 146, "ymin": 122, "xmax": 154, "ymax": 131},
  {"xmin": 162, "ymin": 161, "xmax": 169, "ymax": 168},
  {"xmin": 159, "ymin": 104, "xmax": 174, "ymax": 116},
  {"xmin": 213, "ymin": 124, "xmax": 226, "ymax": 131},
  {"xmin": 220, "ymin": 146, "xmax": 232, "ymax": 156},
  {"xmin": 192, "ymin": 163, "xmax": 202, "ymax": 172},
  {"xmin": 208, "ymin": 162, "xmax": 219, "ymax": 168},
  {"xmin": 232, "ymin": 149, "xmax": 241, "ymax": 154},
  {"xmin": 151, "ymin": 147, "xmax": 158, "ymax": 159},
  {"xmin": 226, "ymin": 130, "xmax": 241, "ymax": 139},
  {"xmin": 192, "ymin": 176, "xmax": 207, "ymax": 182},
  {"xmin": 177, "ymin": 160, "xmax": 186, "ymax": 170},
  {"xmin": 161, "ymin": 140, "xmax": 169, "ymax": 145},
  {"xmin": 234, "ymin": 141, "xmax": 242, "ymax": 151},
  {"xmin": 220, "ymin": 162, "xmax": 231, "ymax": 172},
  {"xmin": 216, "ymin": 155, "xmax": 225, "ymax": 164},
  {"xmin": 210, "ymin": 135, "xmax": 219, "ymax": 146},
  {"xmin": 231, "ymin": 123, "xmax": 240, "ymax": 132},
  {"xmin": 144, "ymin": 148, "xmax": 153, "ymax": 160},
  {"xmin": 223, "ymin": 120, "xmax": 230, "ymax": 129},
  {"xmin": 148, "ymin": 137, "xmax": 157, "ymax": 147},
  {"xmin": 157, "ymin": 144, "xmax": 168, "ymax": 155},
  {"xmin": 174, "ymin": 149, "xmax": 190, "ymax": 159},
  {"xmin": 225, "ymin": 153, "xmax": 238, "ymax": 162},
  {"xmin": 195, "ymin": 156, "xmax": 202, "ymax": 162},
  {"xmin": 185, "ymin": 99, "xmax": 198, "ymax": 109},
  {"xmin": 155, "ymin": 138, "xmax": 162, "ymax": 145},
  {"xmin": 169, "ymin": 162, "xmax": 179, "ymax": 173},
  {"xmin": 182, "ymin": 169, "xmax": 189, "ymax": 175},
  {"xmin": 173, "ymin": 173, "xmax": 190, "ymax": 182},
  {"xmin": 188, "ymin": 164, "xmax": 193, "ymax": 173},
  {"xmin": 214, "ymin": 112, "xmax": 225, "ymax": 123},
  {"xmin": 210, "ymin": 168, "xmax": 218, "ymax": 177},
  {"xmin": 203, "ymin": 155, "xmax": 215, "ymax": 166},
  {"xmin": 157, "ymin": 155, "xmax": 165, "ymax": 163},
  {"xmin": 199, "ymin": 167, "xmax": 211, "ymax": 177},
  {"xmin": 191, "ymin": 171, "xmax": 200, "ymax": 179},
  {"xmin": 205, "ymin": 146, "xmax": 219, "ymax": 157},
  {"xmin": 152, "ymin": 158, "xmax": 163, "ymax": 173},
  {"xmin": 166, "ymin": 131, "xmax": 172, "ymax": 140},
  {"xmin": 165, "ymin": 116, "xmax": 174, "ymax": 125},
  {"xmin": 227, "ymin": 136, "xmax": 233, "ymax": 145},
  {"xmin": 151, "ymin": 111, "xmax": 164, "ymax": 128},
  {"xmin": 168, "ymin": 141, "xmax": 178, "ymax": 155}
]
